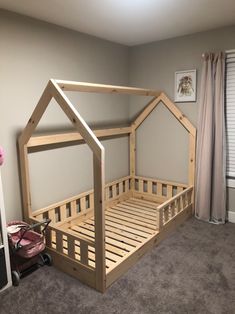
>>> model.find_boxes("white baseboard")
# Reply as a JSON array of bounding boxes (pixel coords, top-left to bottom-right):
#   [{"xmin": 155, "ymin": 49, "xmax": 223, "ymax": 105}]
[{"xmin": 228, "ymin": 211, "xmax": 235, "ymax": 223}]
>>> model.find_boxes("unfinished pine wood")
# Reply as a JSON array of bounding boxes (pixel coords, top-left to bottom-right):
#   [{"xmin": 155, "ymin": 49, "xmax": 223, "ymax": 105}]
[
  {"xmin": 18, "ymin": 82, "xmax": 52, "ymax": 147},
  {"xmin": 18, "ymin": 144, "xmax": 32, "ymax": 222},
  {"xmin": 63, "ymin": 197, "xmax": 158, "ymax": 272},
  {"xmin": 93, "ymin": 152, "xmax": 106, "ymax": 292},
  {"xmin": 188, "ymin": 133, "xmax": 196, "ymax": 210},
  {"xmin": 30, "ymin": 176, "xmax": 193, "ymax": 292},
  {"xmin": 19, "ymin": 78, "xmax": 196, "ymax": 293},
  {"xmin": 27, "ymin": 127, "xmax": 132, "ymax": 148},
  {"xmin": 50, "ymin": 80, "xmax": 103, "ymax": 161},
  {"xmin": 55, "ymin": 80, "xmax": 161, "ymax": 96},
  {"xmin": 129, "ymin": 128, "xmax": 136, "ymax": 191}
]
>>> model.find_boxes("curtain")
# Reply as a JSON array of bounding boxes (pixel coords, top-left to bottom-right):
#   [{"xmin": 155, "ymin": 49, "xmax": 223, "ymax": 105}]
[{"xmin": 195, "ymin": 52, "xmax": 226, "ymax": 223}]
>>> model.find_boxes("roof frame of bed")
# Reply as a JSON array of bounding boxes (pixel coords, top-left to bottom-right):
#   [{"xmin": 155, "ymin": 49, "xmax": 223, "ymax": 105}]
[{"xmin": 18, "ymin": 79, "xmax": 196, "ymax": 292}]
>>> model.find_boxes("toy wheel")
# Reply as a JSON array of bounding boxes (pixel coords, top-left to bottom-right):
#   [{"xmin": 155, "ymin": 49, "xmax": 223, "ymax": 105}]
[
  {"xmin": 42, "ymin": 253, "xmax": 52, "ymax": 266},
  {"xmin": 12, "ymin": 271, "xmax": 20, "ymax": 286}
]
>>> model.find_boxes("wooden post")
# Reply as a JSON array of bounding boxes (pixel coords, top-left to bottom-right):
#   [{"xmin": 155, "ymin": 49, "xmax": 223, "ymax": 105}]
[
  {"xmin": 129, "ymin": 128, "xmax": 136, "ymax": 192},
  {"xmin": 93, "ymin": 149, "xmax": 106, "ymax": 292},
  {"xmin": 188, "ymin": 133, "xmax": 196, "ymax": 211},
  {"xmin": 18, "ymin": 144, "xmax": 32, "ymax": 221}
]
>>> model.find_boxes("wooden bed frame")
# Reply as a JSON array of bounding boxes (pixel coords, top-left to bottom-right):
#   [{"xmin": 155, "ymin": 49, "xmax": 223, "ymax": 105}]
[{"xmin": 18, "ymin": 79, "xmax": 196, "ymax": 292}]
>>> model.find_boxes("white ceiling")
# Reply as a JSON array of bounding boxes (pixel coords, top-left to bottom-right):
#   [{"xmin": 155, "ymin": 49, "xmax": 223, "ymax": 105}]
[{"xmin": 1, "ymin": 0, "xmax": 235, "ymax": 46}]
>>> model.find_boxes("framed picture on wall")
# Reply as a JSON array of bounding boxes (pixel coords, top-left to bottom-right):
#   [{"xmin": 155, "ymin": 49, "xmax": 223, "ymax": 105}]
[{"xmin": 174, "ymin": 69, "xmax": 196, "ymax": 102}]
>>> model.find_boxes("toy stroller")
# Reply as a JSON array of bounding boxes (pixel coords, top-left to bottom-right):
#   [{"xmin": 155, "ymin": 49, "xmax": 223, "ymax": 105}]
[{"xmin": 7, "ymin": 218, "xmax": 52, "ymax": 286}]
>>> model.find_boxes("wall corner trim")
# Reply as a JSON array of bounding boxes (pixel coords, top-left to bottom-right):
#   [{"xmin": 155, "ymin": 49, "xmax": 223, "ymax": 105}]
[{"xmin": 228, "ymin": 210, "xmax": 235, "ymax": 223}]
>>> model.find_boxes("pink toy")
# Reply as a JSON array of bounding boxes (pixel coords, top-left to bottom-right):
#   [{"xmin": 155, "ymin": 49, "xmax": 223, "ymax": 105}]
[{"xmin": 0, "ymin": 146, "xmax": 4, "ymax": 166}]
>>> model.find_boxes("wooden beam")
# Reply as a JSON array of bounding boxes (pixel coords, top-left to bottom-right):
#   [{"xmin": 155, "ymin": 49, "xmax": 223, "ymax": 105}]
[
  {"xmin": 188, "ymin": 133, "xmax": 196, "ymax": 186},
  {"xmin": 18, "ymin": 82, "xmax": 53, "ymax": 146},
  {"xmin": 93, "ymin": 150, "xmax": 106, "ymax": 292},
  {"xmin": 132, "ymin": 95, "xmax": 162, "ymax": 130},
  {"xmin": 129, "ymin": 128, "xmax": 136, "ymax": 190},
  {"xmin": 27, "ymin": 127, "xmax": 132, "ymax": 148},
  {"xmin": 188, "ymin": 133, "xmax": 196, "ymax": 212},
  {"xmin": 55, "ymin": 80, "xmax": 161, "ymax": 97},
  {"xmin": 50, "ymin": 80, "xmax": 103, "ymax": 160},
  {"xmin": 18, "ymin": 144, "xmax": 32, "ymax": 221},
  {"xmin": 160, "ymin": 93, "xmax": 196, "ymax": 136}
]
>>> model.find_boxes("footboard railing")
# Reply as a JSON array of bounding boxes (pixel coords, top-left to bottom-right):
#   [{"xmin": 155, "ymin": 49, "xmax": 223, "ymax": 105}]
[
  {"xmin": 45, "ymin": 225, "xmax": 96, "ymax": 268},
  {"xmin": 133, "ymin": 176, "xmax": 187, "ymax": 202},
  {"xmin": 156, "ymin": 186, "xmax": 193, "ymax": 231}
]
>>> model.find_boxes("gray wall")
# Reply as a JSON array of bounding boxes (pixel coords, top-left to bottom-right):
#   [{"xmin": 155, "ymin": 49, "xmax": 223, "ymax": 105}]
[
  {"xmin": 0, "ymin": 10, "xmax": 130, "ymax": 220},
  {"xmin": 129, "ymin": 25, "xmax": 235, "ymax": 212},
  {"xmin": 1, "ymin": 9, "xmax": 235, "ymax": 221}
]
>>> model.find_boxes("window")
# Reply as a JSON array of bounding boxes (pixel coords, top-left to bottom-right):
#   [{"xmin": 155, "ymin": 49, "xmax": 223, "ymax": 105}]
[{"xmin": 226, "ymin": 50, "xmax": 235, "ymax": 187}]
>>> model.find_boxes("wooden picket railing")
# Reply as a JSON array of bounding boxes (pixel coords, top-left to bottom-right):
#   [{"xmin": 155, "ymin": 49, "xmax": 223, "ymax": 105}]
[
  {"xmin": 133, "ymin": 175, "xmax": 188, "ymax": 201},
  {"xmin": 31, "ymin": 176, "xmax": 131, "ymax": 272},
  {"xmin": 105, "ymin": 176, "xmax": 131, "ymax": 206},
  {"xmin": 31, "ymin": 174, "xmax": 193, "ymax": 291},
  {"xmin": 32, "ymin": 189, "xmax": 94, "ymax": 226},
  {"xmin": 45, "ymin": 225, "xmax": 96, "ymax": 268},
  {"xmin": 32, "ymin": 176, "xmax": 131, "ymax": 226},
  {"xmin": 156, "ymin": 186, "xmax": 193, "ymax": 231}
]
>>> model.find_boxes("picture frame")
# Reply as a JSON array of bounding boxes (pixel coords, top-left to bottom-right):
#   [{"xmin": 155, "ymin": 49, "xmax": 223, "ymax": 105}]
[{"xmin": 174, "ymin": 69, "xmax": 196, "ymax": 102}]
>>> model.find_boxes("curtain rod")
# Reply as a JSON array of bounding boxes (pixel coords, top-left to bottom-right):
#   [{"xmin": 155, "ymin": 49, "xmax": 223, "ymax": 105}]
[{"xmin": 202, "ymin": 50, "xmax": 235, "ymax": 57}]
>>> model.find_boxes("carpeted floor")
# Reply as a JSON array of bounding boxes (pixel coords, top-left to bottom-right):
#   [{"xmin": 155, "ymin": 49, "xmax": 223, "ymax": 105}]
[{"xmin": 0, "ymin": 217, "xmax": 235, "ymax": 314}]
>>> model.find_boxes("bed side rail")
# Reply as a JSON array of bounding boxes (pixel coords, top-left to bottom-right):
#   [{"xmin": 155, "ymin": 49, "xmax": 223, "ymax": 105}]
[
  {"xmin": 32, "ymin": 176, "xmax": 131, "ymax": 227},
  {"xmin": 156, "ymin": 186, "xmax": 193, "ymax": 231}
]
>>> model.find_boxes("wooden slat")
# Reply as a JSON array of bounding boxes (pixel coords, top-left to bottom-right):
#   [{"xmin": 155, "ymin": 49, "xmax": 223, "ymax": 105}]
[
  {"xmin": 104, "ymin": 214, "xmax": 153, "ymax": 235},
  {"xmin": 60, "ymin": 205, "xmax": 67, "ymax": 221},
  {"xmin": 167, "ymin": 185, "xmax": 173, "ymax": 198},
  {"xmin": 85, "ymin": 218, "xmax": 145, "ymax": 243},
  {"xmin": 123, "ymin": 199, "xmax": 158, "ymax": 211},
  {"xmin": 71, "ymin": 200, "xmax": 77, "ymax": 217},
  {"xmin": 80, "ymin": 197, "xmax": 86, "ymax": 212},
  {"xmin": 125, "ymin": 179, "xmax": 129, "ymax": 193},
  {"xmin": 72, "ymin": 225, "xmax": 134, "ymax": 253},
  {"xmin": 138, "ymin": 179, "xmax": 144, "ymax": 193},
  {"xmin": 112, "ymin": 185, "xmax": 117, "ymax": 199},
  {"xmin": 128, "ymin": 198, "xmax": 158, "ymax": 209},
  {"xmin": 118, "ymin": 182, "xmax": 123, "ymax": 195},
  {"xmin": 80, "ymin": 241, "xmax": 89, "ymax": 265},
  {"xmin": 48, "ymin": 209, "xmax": 56, "ymax": 224},
  {"xmin": 67, "ymin": 235, "xmax": 75, "ymax": 259},
  {"xmin": 55, "ymin": 79, "xmax": 161, "ymax": 96},
  {"xmin": 147, "ymin": 181, "xmax": 152, "ymax": 194},
  {"xmin": 75, "ymin": 222, "xmax": 139, "ymax": 249},
  {"xmin": 110, "ymin": 205, "xmax": 156, "ymax": 223},
  {"xmin": 157, "ymin": 183, "xmax": 163, "ymax": 196},
  {"xmin": 105, "ymin": 210, "xmax": 156, "ymax": 231},
  {"xmin": 56, "ymin": 232, "xmax": 63, "ymax": 253}
]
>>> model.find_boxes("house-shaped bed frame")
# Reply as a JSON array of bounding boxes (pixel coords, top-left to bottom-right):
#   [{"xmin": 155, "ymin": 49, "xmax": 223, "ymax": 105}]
[{"xmin": 18, "ymin": 79, "xmax": 196, "ymax": 292}]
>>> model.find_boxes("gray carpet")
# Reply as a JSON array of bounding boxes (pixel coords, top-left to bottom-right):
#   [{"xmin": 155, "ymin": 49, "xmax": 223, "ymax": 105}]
[{"xmin": 0, "ymin": 217, "xmax": 235, "ymax": 314}]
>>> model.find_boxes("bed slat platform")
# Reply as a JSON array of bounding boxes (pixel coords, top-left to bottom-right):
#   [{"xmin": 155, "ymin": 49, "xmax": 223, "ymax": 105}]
[{"xmin": 18, "ymin": 79, "xmax": 196, "ymax": 292}]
